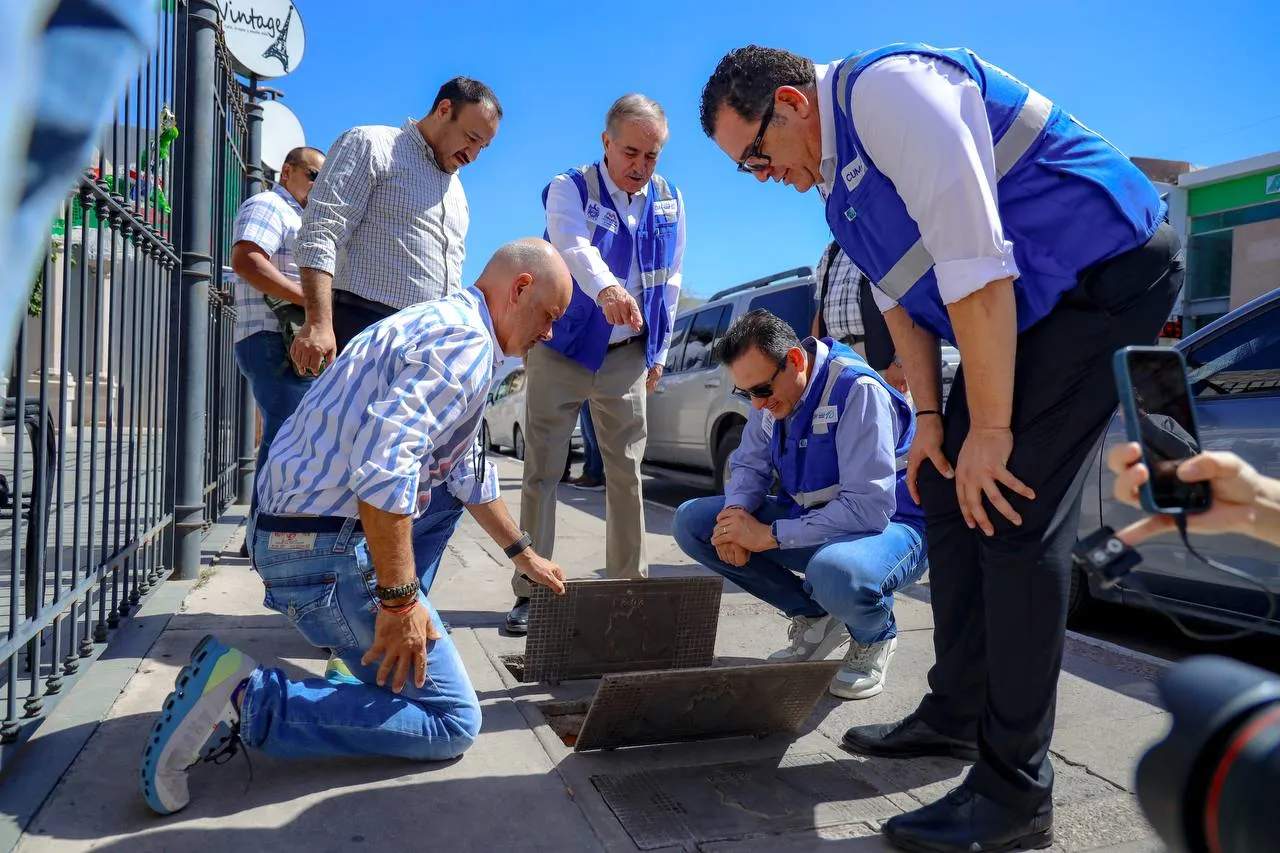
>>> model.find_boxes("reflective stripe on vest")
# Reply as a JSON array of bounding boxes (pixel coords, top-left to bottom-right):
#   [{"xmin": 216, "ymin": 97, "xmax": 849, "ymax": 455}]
[
  {"xmin": 838, "ymin": 87, "xmax": 1054, "ymax": 301},
  {"xmin": 579, "ymin": 165, "xmax": 676, "ymax": 293}
]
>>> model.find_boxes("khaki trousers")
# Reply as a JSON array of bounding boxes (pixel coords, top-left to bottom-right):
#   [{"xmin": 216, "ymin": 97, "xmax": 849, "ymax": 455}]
[{"xmin": 514, "ymin": 339, "xmax": 649, "ymax": 597}]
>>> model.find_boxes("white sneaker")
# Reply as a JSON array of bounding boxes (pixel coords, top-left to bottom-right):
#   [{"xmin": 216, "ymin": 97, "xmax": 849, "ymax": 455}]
[
  {"xmin": 768, "ymin": 614, "xmax": 850, "ymax": 663},
  {"xmin": 829, "ymin": 636, "xmax": 897, "ymax": 700}
]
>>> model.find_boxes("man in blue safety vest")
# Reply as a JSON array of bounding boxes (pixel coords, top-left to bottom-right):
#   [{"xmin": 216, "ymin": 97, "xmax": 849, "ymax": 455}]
[
  {"xmin": 700, "ymin": 44, "xmax": 1182, "ymax": 852},
  {"xmin": 673, "ymin": 309, "xmax": 928, "ymax": 702}
]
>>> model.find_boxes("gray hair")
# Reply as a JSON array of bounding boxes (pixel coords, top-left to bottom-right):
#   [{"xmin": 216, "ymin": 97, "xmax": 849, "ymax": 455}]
[{"xmin": 605, "ymin": 94, "xmax": 668, "ymax": 139}]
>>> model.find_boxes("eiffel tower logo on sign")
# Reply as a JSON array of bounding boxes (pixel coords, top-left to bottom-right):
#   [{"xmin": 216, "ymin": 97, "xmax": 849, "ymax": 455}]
[{"xmin": 262, "ymin": 5, "xmax": 293, "ymax": 73}]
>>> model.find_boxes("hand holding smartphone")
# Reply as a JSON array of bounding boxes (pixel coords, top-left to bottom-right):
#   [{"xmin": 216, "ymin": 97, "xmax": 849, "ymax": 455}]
[{"xmin": 1113, "ymin": 346, "xmax": 1212, "ymax": 515}]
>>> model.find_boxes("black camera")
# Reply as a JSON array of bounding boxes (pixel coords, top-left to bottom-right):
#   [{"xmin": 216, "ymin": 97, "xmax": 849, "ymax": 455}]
[{"xmin": 1137, "ymin": 655, "xmax": 1280, "ymax": 852}]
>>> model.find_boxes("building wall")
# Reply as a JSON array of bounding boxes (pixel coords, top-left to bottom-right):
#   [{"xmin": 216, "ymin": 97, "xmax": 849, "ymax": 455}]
[{"xmin": 1229, "ymin": 217, "xmax": 1280, "ymax": 311}]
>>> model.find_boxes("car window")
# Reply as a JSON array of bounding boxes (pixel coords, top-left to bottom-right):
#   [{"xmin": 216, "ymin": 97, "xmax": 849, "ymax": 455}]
[
  {"xmin": 507, "ymin": 370, "xmax": 526, "ymax": 395},
  {"xmin": 664, "ymin": 314, "xmax": 693, "ymax": 374},
  {"xmin": 1187, "ymin": 307, "xmax": 1280, "ymax": 398},
  {"xmin": 748, "ymin": 284, "xmax": 813, "ymax": 339},
  {"xmin": 682, "ymin": 306, "xmax": 731, "ymax": 372}
]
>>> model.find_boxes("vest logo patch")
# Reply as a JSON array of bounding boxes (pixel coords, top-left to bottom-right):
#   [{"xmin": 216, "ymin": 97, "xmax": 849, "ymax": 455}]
[
  {"xmin": 813, "ymin": 405, "xmax": 839, "ymax": 427},
  {"xmin": 585, "ymin": 201, "xmax": 620, "ymax": 234},
  {"xmin": 841, "ymin": 151, "xmax": 867, "ymax": 192},
  {"xmin": 652, "ymin": 198, "xmax": 679, "ymax": 222}
]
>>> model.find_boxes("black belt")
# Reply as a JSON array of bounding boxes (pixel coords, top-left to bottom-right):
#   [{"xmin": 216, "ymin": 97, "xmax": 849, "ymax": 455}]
[
  {"xmin": 255, "ymin": 513, "xmax": 362, "ymax": 534},
  {"xmin": 607, "ymin": 326, "xmax": 647, "ymax": 351}
]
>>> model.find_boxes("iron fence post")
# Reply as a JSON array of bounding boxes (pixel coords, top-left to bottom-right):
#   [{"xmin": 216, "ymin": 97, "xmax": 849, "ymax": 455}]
[
  {"xmin": 172, "ymin": 0, "xmax": 220, "ymax": 579},
  {"xmin": 235, "ymin": 80, "xmax": 264, "ymax": 506}
]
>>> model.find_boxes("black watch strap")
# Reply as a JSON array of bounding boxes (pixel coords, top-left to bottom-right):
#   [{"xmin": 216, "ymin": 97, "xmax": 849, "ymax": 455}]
[{"xmin": 504, "ymin": 532, "xmax": 533, "ymax": 560}]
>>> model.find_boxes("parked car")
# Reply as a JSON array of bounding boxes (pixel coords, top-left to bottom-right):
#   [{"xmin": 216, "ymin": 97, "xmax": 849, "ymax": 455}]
[
  {"xmin": 644, "ymin": 267, "xmax": 965, "ymax": 490},
  {"xmin": 482, "ymin": 358, "xmax": 581, "ymax": 460},
  {"xmin": 1074, "ymin": 288, "xmax": 1280, "ymax": 636}
]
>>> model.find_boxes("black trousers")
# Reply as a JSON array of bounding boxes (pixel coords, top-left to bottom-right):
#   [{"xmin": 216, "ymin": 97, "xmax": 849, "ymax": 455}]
[
  {"xmin": 860, "ymin": 275, "xmax": 897, "ymax": 371},
  {"xmin": 913, "ymin": 221, "xmax": 1183, "ymax": 813},
  {"xmin": 332, "ymin": 290, "xmax": 398, "ymax": 353}
]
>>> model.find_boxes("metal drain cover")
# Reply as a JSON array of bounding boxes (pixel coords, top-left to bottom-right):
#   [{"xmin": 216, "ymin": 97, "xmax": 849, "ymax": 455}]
[
  {"xmin": 522, "ymin": 576, "xmax": 722, "ymax": 682},
  {"xmin": 590, "ymin": 752, "xmax": 899, "ymax": 850},
  {"xmin": 573, "ymin": 659, "xmax": 841, "ymax": 751}
]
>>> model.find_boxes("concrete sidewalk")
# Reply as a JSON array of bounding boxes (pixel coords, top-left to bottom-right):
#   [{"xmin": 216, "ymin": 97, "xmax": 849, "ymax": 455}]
[{"xmin": 13, "ymin": 458, "xmax": 1169, "ymax": 852}]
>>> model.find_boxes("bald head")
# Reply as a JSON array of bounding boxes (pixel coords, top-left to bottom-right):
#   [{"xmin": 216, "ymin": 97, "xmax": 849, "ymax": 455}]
[{"xmin": 476, "ymin": 237, "xmax": 573, "ymax": 357}]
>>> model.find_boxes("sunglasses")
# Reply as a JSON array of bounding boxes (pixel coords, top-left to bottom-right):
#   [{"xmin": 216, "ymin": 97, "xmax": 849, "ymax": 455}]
[
  {"xmin": 732, "ymin": 360, "xmax": 786, "ymax": 400},
  {"xmin": 305, "ymin": 168, "xmax": 320, "ymax": 181}
]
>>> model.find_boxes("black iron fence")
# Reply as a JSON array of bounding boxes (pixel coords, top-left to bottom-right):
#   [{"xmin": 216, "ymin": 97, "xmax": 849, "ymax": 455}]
[{"xmin": 0, "ymin": 0, "xmax": 250, "ymax": 748}]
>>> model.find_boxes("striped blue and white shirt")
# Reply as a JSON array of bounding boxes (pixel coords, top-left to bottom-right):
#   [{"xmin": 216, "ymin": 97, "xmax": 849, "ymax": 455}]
[
  {"xmin": 232, "ymin": 184, "xmax": 303, "ymax": 343},
  {"xmin": 258, "ymin": 288, "xmax": 502, "ymax": 518}
]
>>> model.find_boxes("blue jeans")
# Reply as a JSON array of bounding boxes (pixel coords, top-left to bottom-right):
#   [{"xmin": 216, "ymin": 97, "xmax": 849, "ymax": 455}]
[
  {"xmin": 412, "ymin": 483, "xmax": 465, "ymax": 595},
  {"xmin": 243, "ymin": 517, "xmax": 480, "ymax": 760},
  {"xmin": 579, "ymin": 402, "xmax": 603, "ymax": 481},
  {"xmin": 673, "ymin": 496, "xmax": 928, "ymax": 645},
  {"xmin": 234, "ymin": 332, "xmax": 315, "ymax": 514}
]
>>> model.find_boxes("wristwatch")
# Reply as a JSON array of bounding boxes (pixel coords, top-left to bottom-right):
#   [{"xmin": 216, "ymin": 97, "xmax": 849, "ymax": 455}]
[
  {"xmin": 504, "ymin": 531, "xmax": 533, "ymax": 560},
  {"xmin": 770, "ymin": 521, "xmax": 781, "ymax": 546}
]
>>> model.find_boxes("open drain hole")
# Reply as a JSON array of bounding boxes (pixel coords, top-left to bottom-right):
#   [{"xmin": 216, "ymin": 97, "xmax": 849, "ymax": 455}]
[
  {"xmin": 500, "ymin": 653, "xmax": 525, "ymax": 681},
  {"xmin": 537, "ymin": 698, "xmax": 592, "ymax": 747}
]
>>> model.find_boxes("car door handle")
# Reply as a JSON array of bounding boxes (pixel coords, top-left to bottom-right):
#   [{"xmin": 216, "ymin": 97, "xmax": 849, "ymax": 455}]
[{"xmin": 704, "ymin": 378, "xmax": 721, "ymax": 388}]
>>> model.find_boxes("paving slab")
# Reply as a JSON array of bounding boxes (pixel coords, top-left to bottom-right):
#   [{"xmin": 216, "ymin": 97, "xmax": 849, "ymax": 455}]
[{"xmin": 10, "ymin": 458, "xmax": 1172, "ymax": 852}]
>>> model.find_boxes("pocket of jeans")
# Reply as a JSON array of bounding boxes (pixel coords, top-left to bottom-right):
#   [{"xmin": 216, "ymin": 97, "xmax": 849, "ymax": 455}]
[{"xmin": 261, "ymin": 570, "xmax": 358, "ymax": 651}]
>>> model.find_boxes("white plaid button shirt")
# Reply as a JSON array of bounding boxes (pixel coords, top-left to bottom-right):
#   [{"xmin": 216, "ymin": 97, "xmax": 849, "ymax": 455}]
[
  {"xmin": 231, "ymin": 184, "xmax": 303, "ymax": 343},
  {"xmin": 815, "ymin": 242, "xmax": 866, "ymax": 341},
  {"xmin": 295, "ymin": 118, "xmax": 468, "ymax": 310}
]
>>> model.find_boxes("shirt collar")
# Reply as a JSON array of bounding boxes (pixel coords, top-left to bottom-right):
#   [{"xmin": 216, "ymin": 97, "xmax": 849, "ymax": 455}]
[
  {"xmin": 272, "ymin": 183, "xmax": 303, "ymax": 215},
  {"xmin": 599, "ymin": 159, "xmax": 649, "ymax": 204},
  {"xmin": 814, "ymin": 61, "xmax": 839, "ymax": 198},
  {"xmin": 790, "ymin": 336, "xmax": 830, "ymax": 415},
  {"xmin": 403, "ymin": 117, "xmax": 444, "ymax": 171},
  {"xmin": 469, "ymin": 286, "xmax": 507, "ymax": 363}
]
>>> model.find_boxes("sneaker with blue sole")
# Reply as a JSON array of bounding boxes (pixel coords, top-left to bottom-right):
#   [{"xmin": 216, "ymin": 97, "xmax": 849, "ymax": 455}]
[{"xmin": 139, "ymin": 635, "xmax": 259, "ymax": 815}]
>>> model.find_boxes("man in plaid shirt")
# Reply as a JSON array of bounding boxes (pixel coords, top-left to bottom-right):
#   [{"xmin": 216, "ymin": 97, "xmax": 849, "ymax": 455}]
[
  {"xmin": 231, "ymin": 145, "xmax": 326, "ymax": 518},
  {"xmin": 813, "ymin": 239, "xmax": 908, "ymax": 393}
]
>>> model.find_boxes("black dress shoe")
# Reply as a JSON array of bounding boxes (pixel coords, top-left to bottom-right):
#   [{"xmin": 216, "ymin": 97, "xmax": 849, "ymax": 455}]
[
  {"xmin": 842, "ymin": 715, "xmax": 979, "ymax": 762},
  {"xmin": 505, "ymin": 598, "xmax": 530, "ymax": 634},
  {"xmin": 882, "ymin": 786, "xmax": 1052, "ymax": 853}
]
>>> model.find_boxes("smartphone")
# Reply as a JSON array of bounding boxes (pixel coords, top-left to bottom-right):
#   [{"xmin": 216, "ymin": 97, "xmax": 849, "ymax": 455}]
[{"xmin": 1113, "ymin": 346, "xmax": 1212, "ymax": 515}]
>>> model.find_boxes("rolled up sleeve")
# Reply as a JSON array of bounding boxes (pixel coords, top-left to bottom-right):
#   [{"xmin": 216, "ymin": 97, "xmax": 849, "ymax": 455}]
[
  {"xmin": 445, "ymin": 437, "xmax": 500, "ymax": 505},
  {"xmin": 850, "ymin": 54, "xmax": 1019, "ymax": 306},
  {"xmin": 544, "ymin": 174, "xmax": 621, "ymax": 299},
  {"xmin": 296, "ymin": 127, "xmax": 378, "ymax": 276}
]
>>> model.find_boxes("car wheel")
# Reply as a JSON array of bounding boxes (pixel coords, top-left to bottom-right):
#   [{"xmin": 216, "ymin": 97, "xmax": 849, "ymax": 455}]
[
  {"xmin": 713, "ymin": 422, "xmax": 744, "ymax": 495},
  {"xmin": 1066, "ymin": 566, "xmax": 1092, "ymax": 625},
  {"xmin": 513, "ymin": 425, "xmax": 526, "ymax": 461}
]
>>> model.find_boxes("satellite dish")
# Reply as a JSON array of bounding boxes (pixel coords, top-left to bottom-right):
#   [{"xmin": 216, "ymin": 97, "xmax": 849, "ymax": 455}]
[
  {"xmin": 218, "ymin": 0, "xmax": 306, "ymax": 79},
  {"xmin": 259, "ymin": 98, "xmax": 305, "ymax": 174}
]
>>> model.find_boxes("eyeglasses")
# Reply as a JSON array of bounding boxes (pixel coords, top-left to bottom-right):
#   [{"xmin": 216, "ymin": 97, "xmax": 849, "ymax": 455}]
[
  {"xmin": 732, "ymin": 360, "xmax": 786, "ymax": 399},
  {"xmin": 737, "ymin": 100, "xmax": 775, "ymax": 173},
  {"xmin": 305, "ymin": 168, "xmax": 320, "ymax": 181}
]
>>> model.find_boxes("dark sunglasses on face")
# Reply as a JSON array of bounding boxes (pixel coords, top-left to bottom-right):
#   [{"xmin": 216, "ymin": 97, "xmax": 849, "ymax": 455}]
[
  {"xmin": 305, "ymin": 168, "xmax": 320, "ymax": 181},
  {"xmin": 733, "ymin": 360, "xmax": 786, "ymax": 400},
  {"xmin": 737, "ymin": 100, "xmax": 775, "ymax": 174}
]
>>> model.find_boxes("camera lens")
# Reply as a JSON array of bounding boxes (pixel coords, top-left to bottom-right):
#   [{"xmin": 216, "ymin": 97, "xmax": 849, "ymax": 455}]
[{"xmin": 1136, "ymin": 655, "xmax": 1280, "ymax": 853}]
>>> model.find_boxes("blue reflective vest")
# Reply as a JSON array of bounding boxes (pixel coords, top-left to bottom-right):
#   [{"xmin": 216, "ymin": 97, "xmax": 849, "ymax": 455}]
[
  {"xmin": 770, "ymin": 341, "xmax": 925, "ymax": 531},
  {"xmin": 825, "ymin": 43, "xmax": 1165, "ymax": 344},
  {"xmin": 540, "ymin": 163, "xmax": 681, "ymax": 372}
]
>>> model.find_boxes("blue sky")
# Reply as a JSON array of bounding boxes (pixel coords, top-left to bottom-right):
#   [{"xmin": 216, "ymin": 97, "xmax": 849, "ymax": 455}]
[{"xmin": 273, "ymin": 0, "xmax": 1277, "ymax": 298}]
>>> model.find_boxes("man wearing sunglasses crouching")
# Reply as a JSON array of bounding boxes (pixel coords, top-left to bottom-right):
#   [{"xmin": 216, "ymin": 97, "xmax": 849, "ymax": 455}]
[{"xmin": 672, "ymin": 308, "xmax": 927, "ymax": 700}]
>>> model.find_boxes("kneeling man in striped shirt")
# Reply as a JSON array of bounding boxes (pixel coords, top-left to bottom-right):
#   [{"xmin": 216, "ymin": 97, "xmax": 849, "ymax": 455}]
[{"xmin": 140, "ymin": 238, "xmax": 573, "ymax": 815}]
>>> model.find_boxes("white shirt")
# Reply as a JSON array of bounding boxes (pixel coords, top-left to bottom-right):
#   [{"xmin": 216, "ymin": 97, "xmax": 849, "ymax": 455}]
[
  {"xmin": 296, "ymin": 119, "xmax": 469, "ymax": 311},
  {"xmin": 231, "ymin": 185, "xmax": 303, "ymax": 342},
  {"xmin": 815, "ymin": 55, "xmax": 1020, "ymax": 313},
  {"xmin": 544, "ymin": 165, "xmax": 687, "ymax": 357},
  {"xmin": 258, "ymin": 288, "xmax": 502, "ymax": 518}
]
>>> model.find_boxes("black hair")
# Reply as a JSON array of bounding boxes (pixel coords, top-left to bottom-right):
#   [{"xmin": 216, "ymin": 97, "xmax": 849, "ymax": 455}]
[
  {"xmin": 714, "ymin": 308, "xmax": 799, "ymax": 367},
  {"xmin": 284, "ymin": 146, "xmax": 324, "ymax": 165},
  {"xmin": 699, "ymin": 45, "xmax": 815, "ymax": 137},
  {"xmin": 430, "ymin": 76, "xmax": 503, "ymax": 119}
]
